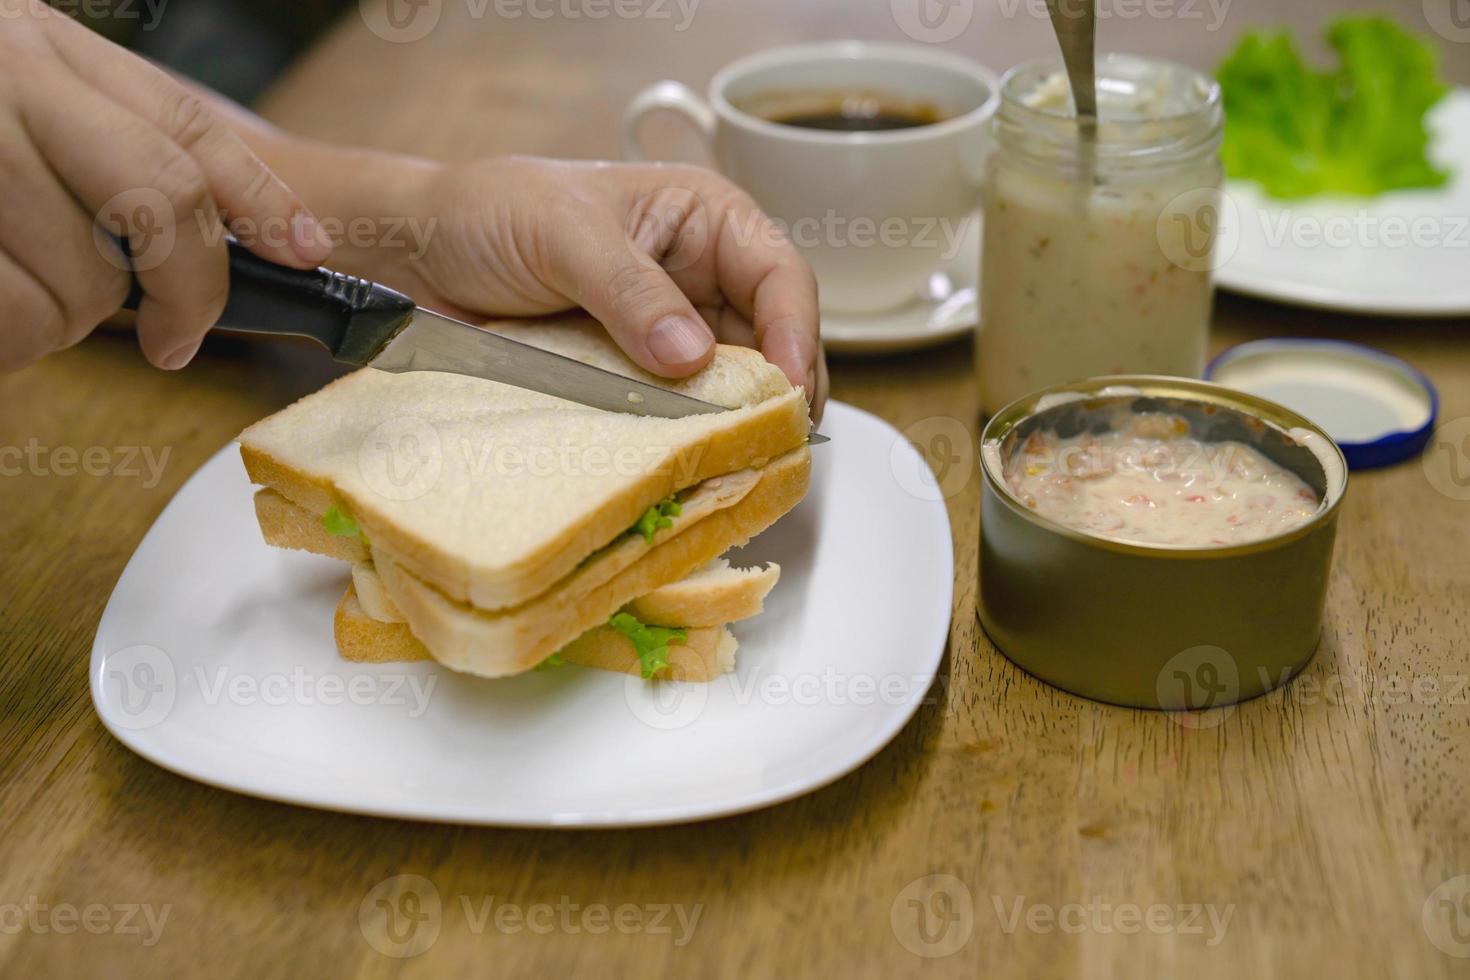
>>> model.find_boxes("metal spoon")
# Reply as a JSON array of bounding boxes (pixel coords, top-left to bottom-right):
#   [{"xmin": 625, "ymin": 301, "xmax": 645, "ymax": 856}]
[{"xmin": 1044, "ymin": 0, "xmax": 1098, "ymax": 184}]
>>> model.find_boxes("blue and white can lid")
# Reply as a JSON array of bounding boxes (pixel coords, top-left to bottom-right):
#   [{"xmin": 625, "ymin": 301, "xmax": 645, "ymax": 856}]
[{"xmin": 1205, "ymin": 338, "xmax": 1438, "ymax": 470}]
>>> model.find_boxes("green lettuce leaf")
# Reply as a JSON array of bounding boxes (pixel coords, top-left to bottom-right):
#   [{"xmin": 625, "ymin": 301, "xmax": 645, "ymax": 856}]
[
  {"xmin": 632, "ymin": 495, "xmax": 682, "ymax": 544},
  {"xmin": 608, "ymin": 612, "xmax": 687, "ymax": 679},
  {"xmin": 534, "ymin": 652, "xmax": 566, "ymax": 672},
  {"xmin": 1217, "ymin": 15, "xmax": 1449, "ymax": 198},
  {"xmin": 323, "ymin": 506, "xmax": 360, "ymax": 538}
]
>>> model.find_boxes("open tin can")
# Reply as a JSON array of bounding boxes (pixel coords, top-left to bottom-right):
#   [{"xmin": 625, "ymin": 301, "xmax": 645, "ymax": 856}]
[{"xmin": 979, "ymin": 376, "xmax": 1348, "ymax": 709}]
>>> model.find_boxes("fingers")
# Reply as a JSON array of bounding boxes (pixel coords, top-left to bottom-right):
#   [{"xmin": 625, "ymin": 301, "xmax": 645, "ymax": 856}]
[
  {"xmin": 20, "ymin": 67, "xmax": 229, "ymax": 368},
  {"xmin": 550, "ymin": 219, "xmax": 716, "ymax": 377},
  {"xmin": 748, "ymin": 262, "xmax": 823, "ymax": 397},
  {"xmin": 0, "ymin": 119, "xmax": 131, "ymax": 356},
  {"xmin": 653, "ymin": 177, "xmax": 823, "ymax": 410},
  {"xmin": 40, "ymin": 11, "xmax": 332, "ymax": 269},
  {"xmin": 810, "ymin": 344, "xmax": 829, "ymax": 426},
  {"xmin": 0, "ymin": 247, "xmax": 65, "ymax": 374}
]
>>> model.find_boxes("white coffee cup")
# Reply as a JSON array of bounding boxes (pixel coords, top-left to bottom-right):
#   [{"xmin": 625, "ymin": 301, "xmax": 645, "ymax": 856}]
[{"xmin": 624, "ymin": 41, "xmax": 999, "ymax": 316}]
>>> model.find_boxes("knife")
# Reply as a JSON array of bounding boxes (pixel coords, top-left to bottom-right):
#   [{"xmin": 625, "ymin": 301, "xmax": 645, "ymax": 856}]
[{"xmin": 121, "ymin": 238, "xmax": 829, "ymax": 441}]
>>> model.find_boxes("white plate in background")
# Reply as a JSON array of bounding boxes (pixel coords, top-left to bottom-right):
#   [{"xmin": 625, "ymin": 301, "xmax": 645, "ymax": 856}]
[
  {"xmin": 1215, "ymin": 88, "xmax": 1470, "ymax": 317},
  {"xmin": 91, "ymin": 401, "xmax": 953, "ymax": 827}
]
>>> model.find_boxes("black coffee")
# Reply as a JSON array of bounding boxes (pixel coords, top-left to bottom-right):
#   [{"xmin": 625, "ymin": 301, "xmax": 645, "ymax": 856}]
[{"xmin": 748, "ymin": 92, "xmax": 948, "ymax": 132}]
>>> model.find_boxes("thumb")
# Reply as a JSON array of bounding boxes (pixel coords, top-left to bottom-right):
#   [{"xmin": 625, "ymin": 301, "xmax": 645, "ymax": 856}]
[{"xmin": 556, "ymin": 230, "xmax": 715, "ymax": 377}]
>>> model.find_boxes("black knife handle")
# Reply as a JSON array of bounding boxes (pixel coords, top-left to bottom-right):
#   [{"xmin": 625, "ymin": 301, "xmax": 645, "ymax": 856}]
[{"xmin": 120, "ymin": 237, "xmax": 417, "ymax": 363}]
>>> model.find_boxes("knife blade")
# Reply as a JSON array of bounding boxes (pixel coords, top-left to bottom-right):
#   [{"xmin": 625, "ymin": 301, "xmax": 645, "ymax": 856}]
[
  {"xmin": 372, "ymin": 313, "xmax": 831, "ymax": 442},
  {"xmin": 120, "ymin": 238, "xmax": 828, "ymax": 440},
  {"xmin": 367, "ymin": 308, "xmax": 727, "ymax": 419}
]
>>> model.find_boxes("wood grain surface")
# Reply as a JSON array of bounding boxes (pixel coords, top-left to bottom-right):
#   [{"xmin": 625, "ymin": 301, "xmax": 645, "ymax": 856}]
[{"xmin": 3, "ymin": 1, "xmax": 1469, "ymax": 976}]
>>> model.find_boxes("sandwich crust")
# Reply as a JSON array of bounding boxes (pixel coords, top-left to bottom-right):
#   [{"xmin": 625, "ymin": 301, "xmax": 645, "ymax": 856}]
[
  {"xmin": 239, "ymin": 318, "xmax": 809, "ymax": 612},
  {"xmin": 254, "ymin": 488, "xmax": 368, "ymax": 562},
  {"xmin": 255, "ymin": 490, "xmax": 781, "ymax": 631},
  {"xmin": 335, "ymin": 585, "xmax": 738, "ymax": 681},
  {"xmin": 374, "ymin": 447, "xmax": 810, "ymax": 676},
  {"xmin": 334, "ymin": 588, "xmax": 430, "ymax": 663},
  {"xmin": 626, "ymin": 559, "xmax": 780, "ymax": 627}
]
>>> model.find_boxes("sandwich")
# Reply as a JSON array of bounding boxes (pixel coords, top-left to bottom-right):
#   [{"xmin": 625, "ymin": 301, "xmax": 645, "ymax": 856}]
[{"xmin": 237, "ymin": 318, "xmax": 812, "ymax": 681}]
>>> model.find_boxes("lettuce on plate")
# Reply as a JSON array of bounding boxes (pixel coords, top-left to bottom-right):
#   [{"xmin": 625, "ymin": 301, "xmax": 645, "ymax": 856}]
[{"xmin": 1217, "ymin": 15, "xmax": 1449, "ymax": 198}]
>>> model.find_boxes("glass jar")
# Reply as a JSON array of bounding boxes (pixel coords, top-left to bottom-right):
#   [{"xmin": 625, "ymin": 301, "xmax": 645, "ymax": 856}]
[{"xmin": 977, "ymin": 54, "xmax": 1224, "ymax": 416}]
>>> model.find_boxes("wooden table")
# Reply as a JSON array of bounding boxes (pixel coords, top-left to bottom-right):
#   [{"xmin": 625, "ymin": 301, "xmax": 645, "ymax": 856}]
[{"xmin": 3, "ymin": 1, "xmax": 1468, "ymax": 976}]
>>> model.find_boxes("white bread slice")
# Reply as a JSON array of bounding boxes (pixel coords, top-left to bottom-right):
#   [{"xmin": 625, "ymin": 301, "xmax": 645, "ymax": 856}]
[
  {"xmin": 255, "ymin": 487, "xmax": 369, "ymax": 562},
  {"xmin": 252, "ymin": 463, "xmax": 764, "ymax": 609},
  {"xmin": 352, "ymin": 557, "xmax": 777, "ymax": 630},
  {"xmin": 334, "ymin": 587, "xmax": 426, "ymax": 663},
  {"xmin": 258, "ymin": 489, "xmax": 781, "ymax": 629},
  {"xmin": 335, "ymin": 585, "xmax": 737, "ymax": 682},
  {"xmin": 373, "ymin": 447, "xmax": 809, "ymax": 676},
  {"xmin": 559, "ymin": 619, "xmax": 738, "ymax": 681},
  {"xmin": 239, "ymin": 317, "xmax": 808, "ymax": 612},
  {"xmin": 625, "ymin": 558, "xmax": 780, "ymax": 627},
  {"xmin": 351, "ymin": 563, "xmax": 403, "ymax": 622}
]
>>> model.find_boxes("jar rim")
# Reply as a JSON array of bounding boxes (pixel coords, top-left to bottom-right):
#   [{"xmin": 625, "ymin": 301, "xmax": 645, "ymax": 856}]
[
  {"xmin": 999, "ymin": 53, "xmax": 1221, "ymax": 128},
  {"xmin": 994, "ymin": 53, "xmax": 1221, "ymax": 171}
]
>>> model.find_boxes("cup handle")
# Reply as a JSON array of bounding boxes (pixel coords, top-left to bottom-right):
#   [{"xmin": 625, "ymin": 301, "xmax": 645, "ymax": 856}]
[{"xmin": 622, "ymin": 81, "xmax": 717, "ymax": 161}]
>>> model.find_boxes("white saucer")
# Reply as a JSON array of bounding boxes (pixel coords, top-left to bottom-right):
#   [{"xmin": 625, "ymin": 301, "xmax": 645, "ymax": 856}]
[
  {"xmin": 90, "ymin": 401, "xmax": 954, "ymax": 827},
  {"xmin": 1215, "ymin": 88, "xmax": 1470, "ymax": 317},
  {"xmin": 822, "ymin": 217, "xmax": 980, "ymax": 355}
]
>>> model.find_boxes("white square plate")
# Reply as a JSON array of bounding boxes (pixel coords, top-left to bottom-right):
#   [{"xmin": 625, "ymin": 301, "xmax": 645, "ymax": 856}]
[
  {"xmin": 1216, "ymin": 88, "xmax": 1470, "ymax": 317},
  {"xmin": 90, "ymin": 401, "xmax": 953, "ymax": 827}
]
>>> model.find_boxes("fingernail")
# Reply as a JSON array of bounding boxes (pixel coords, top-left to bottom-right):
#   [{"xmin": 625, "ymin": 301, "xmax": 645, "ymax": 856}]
[
  {"xmin": 163, "ymin": 339, "xmax": 202, "ymax": 370},
  {"xmin": 648, "ymin": 316, "xmax": 713, "ymax": 367},
  {"xmin": 290, "ymin": 211, "xmax": 334, "ymax": 264},
  {"xmin": 804, "ymin": 367, "xmax": 816, "ymax": 398}
]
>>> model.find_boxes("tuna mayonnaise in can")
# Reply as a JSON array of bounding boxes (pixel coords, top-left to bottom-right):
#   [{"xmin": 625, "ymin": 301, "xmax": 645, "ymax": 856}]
[{"xmin": 979, "ymin": 376, "xmax": 1348, "ymax": 709}]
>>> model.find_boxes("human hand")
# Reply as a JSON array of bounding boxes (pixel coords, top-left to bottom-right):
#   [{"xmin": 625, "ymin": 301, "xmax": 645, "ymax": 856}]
[
  {"xmin": 395, "ymin": 156, "xmax": 827, "ymax": 419},
  {"xmin": 0, "ymin": 0, "xmax": 333, "ymax": 372}
]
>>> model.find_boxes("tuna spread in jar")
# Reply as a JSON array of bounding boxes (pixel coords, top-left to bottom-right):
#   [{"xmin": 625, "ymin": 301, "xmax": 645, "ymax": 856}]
[
  {"xmin": 1001, "ymin": 413, "xmax": 1321, "ymax": 547},
  {"xmin": 977, "ymin": 55, "xmax": 1224, "ymax": 415}
]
